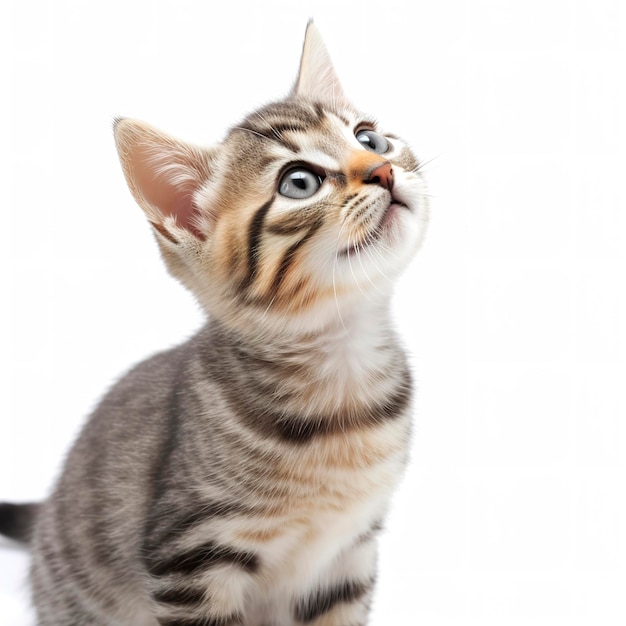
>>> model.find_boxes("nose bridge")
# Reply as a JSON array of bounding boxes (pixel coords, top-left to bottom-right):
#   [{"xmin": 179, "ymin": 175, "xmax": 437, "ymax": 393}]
[{"xmin": 346, "ymin": 150, "xmax": 393, "ymax": 191}]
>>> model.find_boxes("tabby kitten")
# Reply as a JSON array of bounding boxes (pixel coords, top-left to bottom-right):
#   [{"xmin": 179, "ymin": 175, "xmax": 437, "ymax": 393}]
[{"xmin": 0, "ymin": 22, "xmax": 428, "ymax": 626}]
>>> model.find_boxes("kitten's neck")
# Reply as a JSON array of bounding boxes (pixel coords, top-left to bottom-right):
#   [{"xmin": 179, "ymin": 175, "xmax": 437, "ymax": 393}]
[{"xmin": 203, "ymin": 302, "xmax": 407, "ymax": 421}]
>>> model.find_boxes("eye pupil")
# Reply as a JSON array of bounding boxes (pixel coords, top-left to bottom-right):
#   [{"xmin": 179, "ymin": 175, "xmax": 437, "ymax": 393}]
[
  {"xmin": 356, "ymin": 129, "xmax": 389, "ymax": 154},
  {"xmin": 279, "ymin": 167, "xmax": 322, "ymax": 199}
]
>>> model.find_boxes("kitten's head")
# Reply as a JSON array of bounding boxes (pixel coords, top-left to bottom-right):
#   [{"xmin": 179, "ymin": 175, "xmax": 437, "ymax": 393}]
[{"xmin": 114, "ymin": 23, "xmax": 428, "ymax": 336}]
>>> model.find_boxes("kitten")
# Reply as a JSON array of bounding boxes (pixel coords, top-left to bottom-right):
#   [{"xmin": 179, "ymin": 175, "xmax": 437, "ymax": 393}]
[{"xmin": 0, "ymin": 22, "xmax": 428, "ymax": 626}]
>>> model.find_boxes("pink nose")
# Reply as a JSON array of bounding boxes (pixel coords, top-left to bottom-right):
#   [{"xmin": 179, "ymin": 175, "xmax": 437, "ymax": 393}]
[{"xmin": 366, "ymin": 162, "xmax": 394, "ymax": 191}]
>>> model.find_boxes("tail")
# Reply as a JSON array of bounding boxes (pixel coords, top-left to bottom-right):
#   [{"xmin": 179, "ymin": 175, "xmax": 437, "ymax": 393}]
[{"xmin": 0, "ymin": 502, "xmax": 40, "ymax": 544}]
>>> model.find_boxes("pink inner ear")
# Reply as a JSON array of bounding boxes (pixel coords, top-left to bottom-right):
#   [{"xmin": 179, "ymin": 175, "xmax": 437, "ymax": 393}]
[
  {"xmin": 132, "ymin": 146, "xmax": 205, "ymax": 240},
  {"xmin": 170, "ymin": 194, "xmax": 205, "ymax": 240}
]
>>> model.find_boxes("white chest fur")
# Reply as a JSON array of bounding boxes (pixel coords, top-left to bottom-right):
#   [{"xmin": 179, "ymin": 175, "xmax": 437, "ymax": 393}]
[{"xmin": 242, "ymin": 417, "xmax": 409, "ymax": 623}]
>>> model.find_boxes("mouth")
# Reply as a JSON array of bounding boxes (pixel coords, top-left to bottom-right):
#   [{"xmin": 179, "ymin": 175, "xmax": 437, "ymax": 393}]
[{"xmin": 339, "ymin": 199, "xmax": 408, "ymax": 257}]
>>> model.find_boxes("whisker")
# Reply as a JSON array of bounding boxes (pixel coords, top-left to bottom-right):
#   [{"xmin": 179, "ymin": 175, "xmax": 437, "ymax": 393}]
[
  {"xmin": 413, "ymin": 154, "xmax": 441, "ymax": 174},
  {"xmin": 347, "ymin": 231, "xmax": 375, "ymax": 304},
  {"xmin": 356, "ymin": 222, "xmax": 386, "ymax": 296},
  {"xmin": 332, "ymin": 215, "xmax": 352, "ymax": 331},
  {"xmin": 232, "ymin": 126, "xmax": 271, "ymax": 141}
]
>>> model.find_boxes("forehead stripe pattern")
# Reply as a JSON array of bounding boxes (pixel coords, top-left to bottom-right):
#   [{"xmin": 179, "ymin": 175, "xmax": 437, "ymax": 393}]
[{"xmin": 234, "ymin": 101, "xmax": 337, "ymax": 148}]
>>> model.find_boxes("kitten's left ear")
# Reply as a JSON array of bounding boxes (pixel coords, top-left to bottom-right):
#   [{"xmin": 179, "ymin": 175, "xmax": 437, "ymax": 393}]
[
  {"xmin": 292, "ymin": 21, "xmax": 347, "ymax": 104},
  {"xmin": 114, "ymin": 118, "xmax": 216, "ymax": 243}
]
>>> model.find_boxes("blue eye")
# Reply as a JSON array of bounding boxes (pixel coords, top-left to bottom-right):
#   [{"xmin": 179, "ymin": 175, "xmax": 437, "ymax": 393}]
[
  {"xmin": 279, "ymin": 167, "xmax": 322, "ymax": 199},
  {"xmin": 356, "ymin": 129, "xmax": 389, "ymax": 154}
]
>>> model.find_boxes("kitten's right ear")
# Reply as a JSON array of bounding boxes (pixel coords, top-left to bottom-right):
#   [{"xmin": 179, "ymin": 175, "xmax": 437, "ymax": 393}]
[{"xmin": 114, "ymin": 118, "xmax": 215, "ymax": 243}]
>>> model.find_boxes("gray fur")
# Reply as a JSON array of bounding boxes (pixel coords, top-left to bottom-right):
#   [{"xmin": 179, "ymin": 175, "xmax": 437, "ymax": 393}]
[{"xmin": 1, "ymin": 23, "xmax": 429, "ymax": 626}]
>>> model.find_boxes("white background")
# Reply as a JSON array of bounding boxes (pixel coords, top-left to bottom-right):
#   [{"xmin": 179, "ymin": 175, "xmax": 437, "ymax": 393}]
[{"xmin": 0, "ymin": 0, "xmax": 624, "ymax": 624}]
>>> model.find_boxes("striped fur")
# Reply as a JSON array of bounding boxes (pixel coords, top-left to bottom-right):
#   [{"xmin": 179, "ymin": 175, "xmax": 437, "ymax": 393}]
[{"xmin": 3, "ymin": 23, "xmax": 429, "ymax": 625}]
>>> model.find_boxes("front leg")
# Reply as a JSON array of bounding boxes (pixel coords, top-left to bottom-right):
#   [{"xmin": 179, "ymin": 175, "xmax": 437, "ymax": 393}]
[
  {"xmin": 293, "ymin": 533, "xmax": 379, "ymax": 626},
  {"xmin": 144, "ymin": 538, "xmax": 258, "ymax": 626}
]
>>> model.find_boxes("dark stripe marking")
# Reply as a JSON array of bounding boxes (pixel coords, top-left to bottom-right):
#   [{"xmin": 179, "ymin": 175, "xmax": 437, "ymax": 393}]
[
  {"xmin": 250, "ymin": 101, "xmax": 327, "ymax": 128},
  {"xmin": 267, "ymin": 122, "xmax": 309, "ymax": 137},
  {"xmin": 159, "ymin": 616, "xmax": 241, "ymax": 626},
  {"xmin": 330, "ymin": 109, "xmax": 351, "ymax": 127},
  {"xmin": 268, "ymin": 221, "xmax": 322, "ymax": 297},
  {"xmin": 294, "ymin": 579, "xmax": 373, "ymax": 623},
  {"xmin": 313, "ymin": 102, "xmax": 327, "ymax": 123},
  {"xmin": 235, "ymin": 123, "xmax": 300, "ymax": 152},
  {"xmin": 266, "ymin": 217, "xmax": 315, "ymax": 236},
  {"xmin": 266, "ymin": 372, "xmax": 410, "ymax": 444},
  {"xmin": 240, "ymin": 198, "xmax": 274, "ymax": 291},
  {"xmin": 148, "ymin": 541, "xmax": 259, "ymax": 577},
  {"xmin": 355, "ymin": 519, "xmax": 384, "ymax": 545},
  {"xmin": 145, "ymin": 501, "xmax": 246, "ymax": 553},
  {"xmin": 153, "ymin": 585, "xmax": 207, "ymax": 607}
]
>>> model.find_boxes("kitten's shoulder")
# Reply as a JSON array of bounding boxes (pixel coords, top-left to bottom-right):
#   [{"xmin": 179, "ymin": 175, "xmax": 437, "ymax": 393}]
[{"xmin": 89, "ymin": 325, "xmax": 210, "ymax": 421}]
